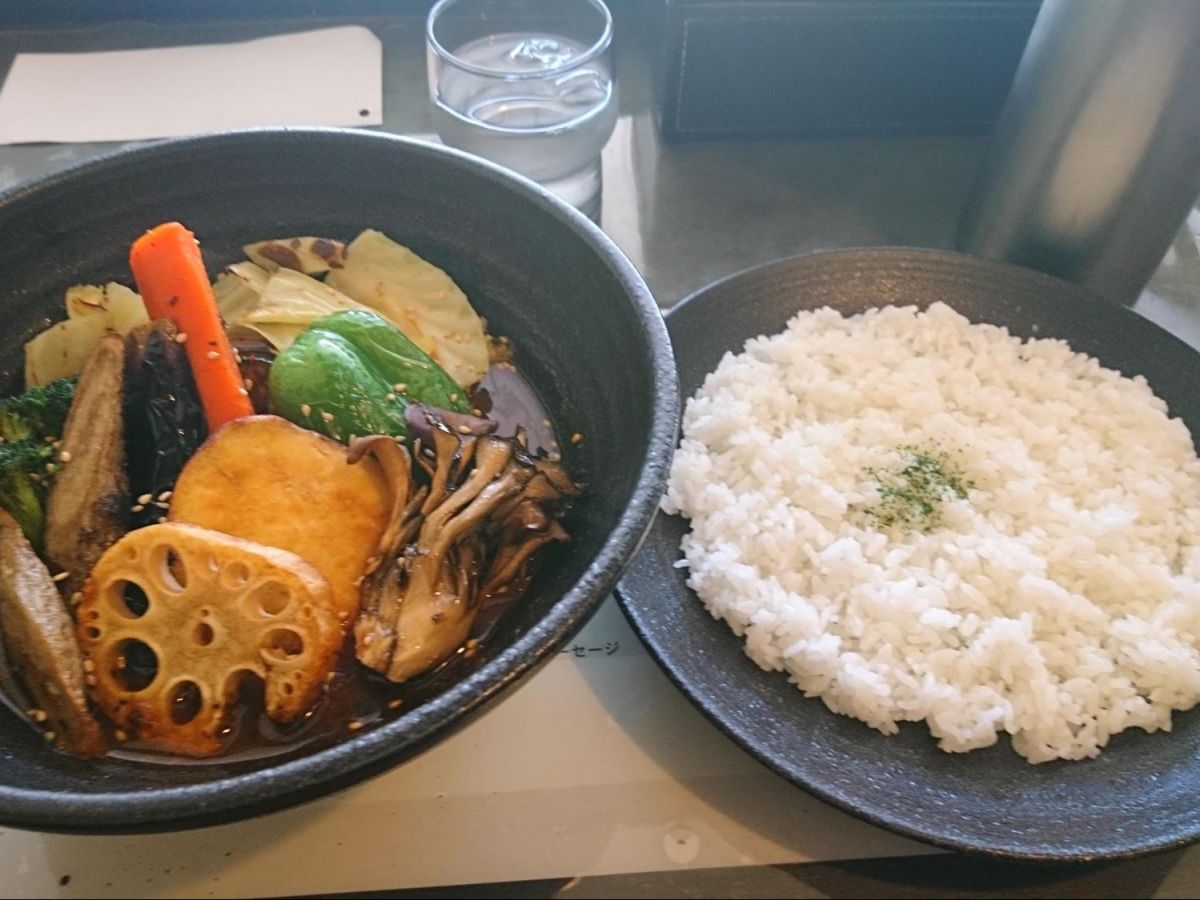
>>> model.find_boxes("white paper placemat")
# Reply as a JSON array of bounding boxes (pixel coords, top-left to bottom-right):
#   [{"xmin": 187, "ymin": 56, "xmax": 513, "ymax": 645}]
[
  {"xmin": 0, "ymin": 26, "xmax": 383, "ymax": 145},
  {"xmin": 0, "ymin": 598, "xmax": 932, "ymax": 899}
]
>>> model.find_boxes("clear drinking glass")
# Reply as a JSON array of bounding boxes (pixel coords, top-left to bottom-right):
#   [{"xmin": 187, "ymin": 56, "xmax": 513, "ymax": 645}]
[{"xmin": 426, "ymin": 0, "xmax": 617, "ymax": 219}]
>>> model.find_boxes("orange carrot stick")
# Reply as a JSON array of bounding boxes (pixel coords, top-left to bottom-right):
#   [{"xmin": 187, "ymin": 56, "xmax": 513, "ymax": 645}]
[{"xmin": 129, "ymin": 222, "xmax": 253, "ymax": 431}]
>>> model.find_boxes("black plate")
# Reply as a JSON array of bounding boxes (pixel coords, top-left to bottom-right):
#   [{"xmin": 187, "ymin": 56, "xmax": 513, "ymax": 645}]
[
  {"xmin": 615, "ymin": 248, "xmax": 1200, "ymax": 860},
  {"xmin": 0, "ymin": 129, "xmax": 678, "ymax": 833}
]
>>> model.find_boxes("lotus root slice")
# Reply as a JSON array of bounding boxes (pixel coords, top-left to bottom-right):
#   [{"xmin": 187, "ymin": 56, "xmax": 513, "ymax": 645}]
[{"xmin": 77, "ymin": 523, "xmax": 342, "ymax": 756}]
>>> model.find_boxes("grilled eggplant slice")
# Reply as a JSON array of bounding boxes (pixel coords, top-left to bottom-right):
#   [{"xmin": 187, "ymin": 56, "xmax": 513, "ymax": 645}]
[
  {"xmin": 45, "ymin": 332, "xmax": 129, "ymax": 596},
  {"xmin": 0, "ymin": 510, "xmax": 105, "ymax": 756}
]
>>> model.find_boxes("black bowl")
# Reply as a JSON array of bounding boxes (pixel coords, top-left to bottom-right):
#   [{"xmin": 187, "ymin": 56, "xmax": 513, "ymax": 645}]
[{"xmin": 0, "ymin": 128, "xmax": 677, "ymax": 833}]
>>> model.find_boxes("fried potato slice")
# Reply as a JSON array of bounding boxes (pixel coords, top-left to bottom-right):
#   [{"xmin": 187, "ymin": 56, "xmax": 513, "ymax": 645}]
[
  {"xmin": 77, "ymin": 522, "xmax": 342, "ymax": 757},
  {"xmin": 168, "ymin": 415, "xmax": 389, "ymax": 625}
]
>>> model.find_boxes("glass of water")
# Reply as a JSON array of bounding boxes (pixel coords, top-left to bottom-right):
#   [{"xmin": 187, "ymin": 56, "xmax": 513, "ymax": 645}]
[{"xmin": 426, "ymin": 0, "xmax": 617, "ymax": 219}]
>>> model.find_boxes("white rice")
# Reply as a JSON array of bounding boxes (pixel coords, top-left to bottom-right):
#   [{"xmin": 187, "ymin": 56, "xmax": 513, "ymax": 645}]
[{"xmin": 663, "ymin": 302, "xmax": 1200, "ymax": 763}]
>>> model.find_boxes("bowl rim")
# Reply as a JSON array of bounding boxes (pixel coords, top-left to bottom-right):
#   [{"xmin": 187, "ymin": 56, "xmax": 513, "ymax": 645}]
[{"xmin": 0, "ymin": 127, "xmax": 679, "ymax": 833}]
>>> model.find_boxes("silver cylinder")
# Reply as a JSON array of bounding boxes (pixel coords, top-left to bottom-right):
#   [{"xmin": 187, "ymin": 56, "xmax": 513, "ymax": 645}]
[{"xmin": 957, "ymin": 0, "xmax": 1200, "ymax": 306}]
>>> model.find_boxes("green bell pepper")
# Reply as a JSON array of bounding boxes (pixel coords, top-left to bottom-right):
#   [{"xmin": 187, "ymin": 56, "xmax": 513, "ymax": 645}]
[{"xmin": 268, "ymin": 309, "xmax": 472, "ymax": 443}]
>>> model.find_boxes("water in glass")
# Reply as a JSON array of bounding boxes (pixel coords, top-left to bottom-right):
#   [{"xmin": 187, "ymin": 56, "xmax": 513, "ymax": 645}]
[{"xmin": 431, "ymin": 32, "xmax": 617, "ymax": 213}]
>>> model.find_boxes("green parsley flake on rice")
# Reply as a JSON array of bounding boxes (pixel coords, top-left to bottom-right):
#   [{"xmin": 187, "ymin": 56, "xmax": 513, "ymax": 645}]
[{"xmin": 664, "ymin": 302, "xmax": 1200, "ymax": 763}]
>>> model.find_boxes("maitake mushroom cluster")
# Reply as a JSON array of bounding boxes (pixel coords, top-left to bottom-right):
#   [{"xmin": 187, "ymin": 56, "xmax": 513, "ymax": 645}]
[{"xmin": 350, "ymin": 406, "xmax": 580, "ymax": 683}]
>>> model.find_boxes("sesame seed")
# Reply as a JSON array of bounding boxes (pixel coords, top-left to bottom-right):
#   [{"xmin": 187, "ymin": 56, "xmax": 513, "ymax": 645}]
[
  {"xmin": 154, "ymin": 501, "xmax": 170, "ymax": 509},
  {"xmin": 157, "ymin": 490, "xmax": 172, "ymax": 501},
  {"xmin": 388, "ymin": 698, "xmax": 403, "ymax": 710},
  {"xmin": 131, "ymin": 504, "xmax": 145, "ymax": 513},
  {"xmin": 206, "ymin": 350, "xmax": 220, "ymax": 360},
  {"xmin": 85, "ymin": 674, "xmax": 97, "ymax": 687},
  {"xmin": 472, "ymin": 408, "xmax": 483, "ymax": 416},
  {"xmin": 32, "ymin": 709, "xmax": 48, "ymax": 723},
  {"xmin": 457, "ymin": 425, "xmax": 472, "ymax": 434},
  {"xmin": 244, "ymin": 378, "xmax": 254, "ymax": 391},
  {"xmin": 137, "ymin": 493, "xmax": 153, "ymax": 505},
  {"xmin": 43, "ymin": 731, "xmax": 56, "ymax": 743},
  {"xmin": 393, "ymin": 383, "xmax": 407, "ymax": 393},
  {"xmin": 386, "ymin": 393, "xmax": 396, "ymax": 402},
  {"xmin": 114, "ymin": 729, "xmax": 128, "ymax": 742},
  {"xmin": 69, "ymin": 592, "xmax": 83, "ymax": 606},
  {"xmin": 321, "ymin": 412, "xmax": 335, "ymax": 423},
  {"xmin": 347, "ymin": 720, "xmax": 364, "ymax": 732},
  {"xmin": 542, "ymin": 419, "xmax": 552, "ymax": 428},
  {"xmin": 450, "ymin": 392, "xmax": 459, "ymax": 402},
  {"xmin": 232, "ymin": 348, "xmax": 243, "ymax": 363},
  {"xmin": 570, "ymin": 433, "xmax": 583, "ymax": 444},
  {"xmin": 45, "ymin": 462, "xmax": 55, "ymax": 472},
  {"xmin": 466, "ymin": 638, "xmax": 480, "ymax": 649},
  {"xmin": 82, "ymin": 659, "xmax": 95, "ymax": 672},
  {"xmin": 174, "ymin": 332, "xmax": 189, "ymax": 344},
  {"xmin": 237, "ymin": 387, "xmax": 249, "ymax": 397},
  {"xmin": 157, "ymin": 516, "xmax": 167, "ymax": 524},
  {"xmin": 58, "ymin": 450, "xmax": 72, "ymax": 463},
  {"xmin": 300, "ymin": 404, "xmax": 312, "ymax": 417},
  {"xmin": 51, "ymin": 571, "xmax": 69, "ymax": 583}
]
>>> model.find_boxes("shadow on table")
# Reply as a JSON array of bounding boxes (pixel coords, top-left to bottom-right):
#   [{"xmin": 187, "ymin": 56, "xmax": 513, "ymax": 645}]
[
  {"xmin": 283, "ymin": 850, "xmax": 1187, "ymax": 899},
  {"xmin": 34, "ymin": 789, "xmax": 342, "ymax": 897},
  {"xmin": 797, "ymin": 850, "xmax": 1188, "ymax": 899}
]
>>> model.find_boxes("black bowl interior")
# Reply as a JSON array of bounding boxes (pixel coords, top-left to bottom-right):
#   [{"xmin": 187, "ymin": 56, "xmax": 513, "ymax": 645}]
[
  {"xmin": 617, "ymin": 249, "xmax": 1200, "ymax": 861},
  {"xmin": 0, "ymin": 129, "xmax": 676, "ymax": 832}
]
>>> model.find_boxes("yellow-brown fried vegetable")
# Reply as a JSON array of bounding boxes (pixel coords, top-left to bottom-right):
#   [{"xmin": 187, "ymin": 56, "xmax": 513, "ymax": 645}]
[
  {"xmin": 244, "ymin": 236, "xmax": 346, "ymax": 275},
  {"xmin": 168, "ymin": 415, "xmax": 390, "ymax": 626},
  {"xmin": 78, "ymin": 523, "xmax": 342, "ymax": 757}
]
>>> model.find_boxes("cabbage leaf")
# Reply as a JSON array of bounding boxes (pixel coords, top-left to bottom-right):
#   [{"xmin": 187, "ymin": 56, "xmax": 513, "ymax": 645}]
[{"xmin": 326, "ymin": 230, "xmax": 488, "ymax": 387}]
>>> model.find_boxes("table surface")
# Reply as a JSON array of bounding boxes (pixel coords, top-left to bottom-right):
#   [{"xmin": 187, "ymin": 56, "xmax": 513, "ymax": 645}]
[{"xmin": 2, "ymin": 7, "xmax": 1200, "ymax": 899}]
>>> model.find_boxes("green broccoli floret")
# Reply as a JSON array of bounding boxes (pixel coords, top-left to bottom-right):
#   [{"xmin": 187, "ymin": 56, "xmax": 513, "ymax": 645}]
[
  {"xmin": 0, "ymin": 377, "xmax": 76, "ymax": 443},
  {"xmin": 0, "ymin": 440, "xmax": 57, "ymax": 548}
]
